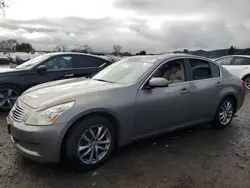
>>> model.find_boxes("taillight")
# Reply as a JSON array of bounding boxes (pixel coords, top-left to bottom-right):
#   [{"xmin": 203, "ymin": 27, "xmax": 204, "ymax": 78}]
[{"xmin": 242, "ymin": 80, "xmax": 245, "ymax": 88}]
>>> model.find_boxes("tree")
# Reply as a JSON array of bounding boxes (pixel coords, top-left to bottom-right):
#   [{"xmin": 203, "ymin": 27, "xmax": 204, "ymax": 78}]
[
  {"xmin": 54, "ymin": 45, "xmax": 68, "ymax": 52},
  {"xmin": 183, "ymin": 49, "xmax": 189, "ymax": 54},
  {"xmin": 113, "ymin": 45, "xmax": 122, "ymax": 56},
  {"xmin": 61, "ymin": 45, "xmax": 67, "ymax": 52},
  {"xmin": 0, "ymin": 0, "xmax": 10, "ymax": 15},
  {"xmin": 82, "ymin": 44, "xmax": 92, "ymax": 53},
  {"xmin": 0, "ymin": 39, "xmax": 19, "ymax": 51},
  {"xmin": 228, "ymin": 46, "xmax": 236, "ymax": 55},
  {"xmin": 16, "ymin": 42, "xmax": 34, "ymax": 52},
  {"xmin": 54, "ymin": 46, "xmax": 62, "ymax": 52},
  {"xmin": 139, "ymin": 50, "xmax": 146, "ymax": 55}
]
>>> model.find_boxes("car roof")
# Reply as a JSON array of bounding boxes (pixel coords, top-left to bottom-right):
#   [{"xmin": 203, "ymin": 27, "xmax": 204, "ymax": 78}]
[
  {"xmin": 216, "ymin": 55, "xmax": 250, "ymax": 59},
  {"xmin": 46, "ymin": 52, "xmax": 112, "ymax": 62},
  {"xmin": 126, "ymin": 53, "xmax": 212, "ymax": 64}
]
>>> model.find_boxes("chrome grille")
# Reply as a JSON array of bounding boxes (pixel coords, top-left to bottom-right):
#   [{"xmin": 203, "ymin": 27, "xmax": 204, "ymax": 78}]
[{"xmin": 10, "ymin": 102, "xmax": 28, "ymax": 122}]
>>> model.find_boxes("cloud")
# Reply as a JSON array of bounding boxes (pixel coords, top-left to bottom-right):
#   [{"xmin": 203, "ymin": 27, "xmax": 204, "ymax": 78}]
[
  {"xmin": 1, "ymin": 0, "xmax": 250, "ymax": 54},
  {"xmin": 114, "ymin": 0, "xmax": 250, "ymax": 22}
]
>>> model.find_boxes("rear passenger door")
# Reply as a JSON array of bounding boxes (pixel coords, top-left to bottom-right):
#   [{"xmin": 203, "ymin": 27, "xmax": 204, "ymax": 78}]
[
  {"xmin": 187, "ymin": 58, "xmax": 222, "ymax": 121},
  {"xmin": 72, "ymin": 55, "xmax": 110, "ymax": 78}
]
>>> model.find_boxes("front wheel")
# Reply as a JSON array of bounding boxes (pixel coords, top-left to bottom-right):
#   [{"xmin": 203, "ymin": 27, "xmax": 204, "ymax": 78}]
[
  {"xmin": 63, "ymin": 116, "xmax": 116, "ymax": 171},
  {"xmin": 212, "ymin": 97, "xmax": 235, "ymax": 129},
  {"xmin": 0, "ymin": 85, "xmax": 21, "ymax": 111}
]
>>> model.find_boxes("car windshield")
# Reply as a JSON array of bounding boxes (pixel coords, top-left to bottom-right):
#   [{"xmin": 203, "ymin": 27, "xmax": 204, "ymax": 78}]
[
  {"xmin": 15, "ymin": 54, "xmax": 52, "ymax": 70},
  {"xmin": 92, "ymin": 57, "xmax": 156, "ymax": 84}
]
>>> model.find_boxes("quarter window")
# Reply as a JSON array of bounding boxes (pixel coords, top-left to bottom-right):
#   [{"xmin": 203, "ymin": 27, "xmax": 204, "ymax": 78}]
[
  {"xmin": 231, "ymin": 57, "xmax": 250, "ymax": 65},
  {"xmin": 189, "ymin": 59, "xmax": 212, "ymax": 80},
  {"xmin": 210, "ymin": 63, "xmax": 220, "ymax": 77},
  {"xmin": 44, "ymin": 56, "xmax": 73, "ymax": 71}
]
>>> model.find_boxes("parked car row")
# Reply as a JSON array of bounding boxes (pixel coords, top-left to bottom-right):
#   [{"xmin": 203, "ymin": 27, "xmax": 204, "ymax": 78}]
[{"xmin": 6, "ymin": 54, "xmax": 245, "ymax": 171}]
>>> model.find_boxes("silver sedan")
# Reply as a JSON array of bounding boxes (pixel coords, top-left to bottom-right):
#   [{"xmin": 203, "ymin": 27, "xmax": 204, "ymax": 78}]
[{"xmin": 7, "ymin": 54, "xmax": 245, "ymax": 171}]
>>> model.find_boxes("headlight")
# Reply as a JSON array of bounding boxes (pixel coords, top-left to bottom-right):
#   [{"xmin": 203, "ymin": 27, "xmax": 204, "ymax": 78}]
[{"xmin": 25, "ymin": 101, "xmax": 75, "ymax": 126}]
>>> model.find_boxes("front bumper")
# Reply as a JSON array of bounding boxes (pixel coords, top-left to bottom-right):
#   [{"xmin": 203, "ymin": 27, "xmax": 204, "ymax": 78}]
[{"xmin": 7, "ymin": 117, "xmax": 67, "ymax": 162}]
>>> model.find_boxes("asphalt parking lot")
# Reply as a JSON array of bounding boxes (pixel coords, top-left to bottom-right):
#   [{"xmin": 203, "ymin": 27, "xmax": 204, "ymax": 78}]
[{"xmin": 1, "ymin": 93, "xmax": 250, "ymax": 188}]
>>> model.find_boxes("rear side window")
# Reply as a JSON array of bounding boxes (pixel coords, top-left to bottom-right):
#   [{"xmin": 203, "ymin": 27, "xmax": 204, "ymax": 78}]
[
  {"xmin": 231, "ymin": 57, "xmax": 250, "ymax": 65},
  {"xmin": 210, "ymin": 63, "xmax": 220, "ymax": 77},
  {"xmin": 73, "ymin": 55, "xmax": 107, "ymax": 68},
  {"xmin": 188, "ymin": 59, "xmax": 212, "ymax": 80}
]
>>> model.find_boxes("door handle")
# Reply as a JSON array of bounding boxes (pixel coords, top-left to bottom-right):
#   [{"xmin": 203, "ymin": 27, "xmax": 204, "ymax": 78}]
[
  {"xmin": 180, "ymin": 88, "xmax": 189, "ymax": 95},
  {"xmin": 64, "ymin": 74, "xmax": 74, "ymax": 77},
  {"xmin": 216, "ymin": 82, "xmax": 223, "ymax": 88},
  {"xmin": 244, "ymin": 67, "xmax": 249, "ymax": 69}
]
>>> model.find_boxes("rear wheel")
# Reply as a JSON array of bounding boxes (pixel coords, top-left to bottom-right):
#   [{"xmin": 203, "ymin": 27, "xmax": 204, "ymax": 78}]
[
  {"xmin": 212, "ymin": 97, "xmax": 235, "ymax": 129},
  {"xmin": 63, "ymin": 116, "xmax": 116, "ymax": 171},
  {"xmin": 244, "ymin": 76, "xmax": 250, "ymax": 90},
  {"xmin": 0, "ymin": 85, "xmax": 21, "ymax": 111}
]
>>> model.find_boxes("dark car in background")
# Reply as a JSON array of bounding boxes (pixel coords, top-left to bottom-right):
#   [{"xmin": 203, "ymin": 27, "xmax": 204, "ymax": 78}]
[
  {"xmin": 0, "ymin": 55, "xmax": 11, "ymax": 65},
  {"xmin": 0, "ymin": 52, "xmax": 112, "ymax": 110}
]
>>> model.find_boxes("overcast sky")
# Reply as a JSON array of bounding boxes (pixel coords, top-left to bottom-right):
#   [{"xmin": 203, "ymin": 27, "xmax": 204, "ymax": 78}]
[{"xmin": 1, "ymin": 0, "xmax": 250, "ymax": 53}]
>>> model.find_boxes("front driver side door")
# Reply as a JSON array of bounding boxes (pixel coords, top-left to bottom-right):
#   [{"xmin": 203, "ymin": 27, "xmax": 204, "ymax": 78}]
[
  {"xmin": 135, "ymin": 58, "xmax": 193, "ymax": 135},
  {"xmin": 28, "ymin": 55, "xmax": 74, "ymax": 88}
]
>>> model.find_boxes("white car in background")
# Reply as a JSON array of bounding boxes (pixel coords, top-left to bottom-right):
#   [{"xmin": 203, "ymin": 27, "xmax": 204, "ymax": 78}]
[{"xmin": 214, "ymin": 55, "xmax": 250, "ymax": 90}]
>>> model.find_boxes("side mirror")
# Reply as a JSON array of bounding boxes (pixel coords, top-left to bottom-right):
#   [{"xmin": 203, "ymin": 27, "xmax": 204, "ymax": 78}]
[
  {"xmin": 148, "ymin": 77, "xmax": 169, "ymax": 88},
  {"xmin": 37, "ymin": 65, "xmax": 47, "ymax": 74}
]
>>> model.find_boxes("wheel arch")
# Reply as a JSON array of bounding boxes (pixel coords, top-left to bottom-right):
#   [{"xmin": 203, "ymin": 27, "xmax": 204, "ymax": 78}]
[
  {"xmin": 242, "ymin": 74, "xmax": 250, "ymax": 81},
  {"xmin": 60, "ymin": 110, "xmax": 121, "ymax": 159},
  {"xmin": 0, "ymin": 83, "xmax": 24, "ymax": 93}
]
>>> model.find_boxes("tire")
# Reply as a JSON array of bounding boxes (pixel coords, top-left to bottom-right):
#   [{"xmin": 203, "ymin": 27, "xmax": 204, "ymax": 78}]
[
  {"xmin": 211, "ymin": 97, "xmax": 236, "ymax": 129},
  {"xmin": 243, "ymin": 76, "xmax": 250, "ymax": 90},
  {"xmin": 0, "ymin": 84, "xmax": 21, "ymax": 111},
  {"xmin": 63, "ymin": 116, "xmax": 116, "ymax": 171}
]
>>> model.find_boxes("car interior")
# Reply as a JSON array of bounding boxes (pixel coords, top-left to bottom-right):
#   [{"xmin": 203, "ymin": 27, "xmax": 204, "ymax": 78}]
[{"xmin": 152, "ymin": 60, "xmax": 185, "ymax": 84}]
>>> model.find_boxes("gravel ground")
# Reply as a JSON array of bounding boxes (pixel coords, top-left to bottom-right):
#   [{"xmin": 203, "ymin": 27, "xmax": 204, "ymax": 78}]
[{"xmin": 1, "ymin": 94, "xmax": 250, "ymax": 188}]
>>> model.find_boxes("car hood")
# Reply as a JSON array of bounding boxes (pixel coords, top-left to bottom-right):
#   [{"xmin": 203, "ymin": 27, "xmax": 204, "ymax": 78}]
[
  {"xmin": 0, "ymin": 67, "xmax": 15, "ymax": 72},
  {"xmin": 19, "ymin": 78, "xmax": 122, "ymax": 109},
  {"xmin": 0, "ymin": 67, "xmax": 28, "ymax": 76}
]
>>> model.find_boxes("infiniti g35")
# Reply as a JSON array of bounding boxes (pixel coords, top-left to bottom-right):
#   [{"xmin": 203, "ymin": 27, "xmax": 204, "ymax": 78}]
[{"xmin": 7, "ymin": 54, "xmax": 245, "ymax": 171}]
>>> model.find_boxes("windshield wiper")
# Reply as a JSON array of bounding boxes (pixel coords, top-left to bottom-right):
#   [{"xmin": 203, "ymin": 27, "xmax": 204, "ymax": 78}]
[{"xmin": 93, "ymin": 79, "xmax": 115, "ymax": 83}]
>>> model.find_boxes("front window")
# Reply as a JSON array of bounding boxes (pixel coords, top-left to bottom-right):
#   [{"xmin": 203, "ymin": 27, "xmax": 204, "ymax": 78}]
[
  {"xmin": 44, "ymin": 56, "xmax": 73, "ymax": 71},
  {"xmin": 152, "ymin": 59, "xmax": 186, "ymax": 84},
  {"xmin": 15, "ymin": 54, "xmax": 52, "ymax": 70},
  {"xmin": 215, "ymin": 57, "xmax": 233, "ymax": 65},
  {"xmin": 92, "ymin": 57, "xmax": 155, "ymax": 84}
]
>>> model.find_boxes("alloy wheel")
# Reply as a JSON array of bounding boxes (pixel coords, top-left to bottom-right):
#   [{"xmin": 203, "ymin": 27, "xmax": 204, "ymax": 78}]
[
  {"xmin": 0, "ymin": 89, "xmax": 19, "ymax": 109},
  {"xmin": 219, "ymin": 101, "xmax": 233, "ymax": 125},
  {"xmin": 244, "ymin": 77, "xmax": 250, "ymax": 90},
  {"xmin": 77, "ymin": 125, "xmax": 111, "ymax": 164}
]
